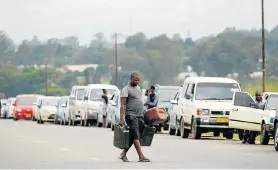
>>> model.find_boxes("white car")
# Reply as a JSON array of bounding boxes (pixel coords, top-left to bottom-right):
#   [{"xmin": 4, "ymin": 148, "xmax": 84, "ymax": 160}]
[
  {"xmin": 69, "ymin": 86, "xmax": 87, "ymax": 126},
  {"xmin": 6, "ymin": 98, "xmax": 16, "ymax": 118},
  {"xmin": 106, "ymin": 91, "xmax": 121, "ymax": 131},
  {"xmin": 80, "ymin": 84, "xmax": 119, "ymax": 127},
  {"xmin": 176, "ymin": 77, "xmax": 241, "ymax": 139},
  {"xmin": 0, "ymin": 99, "xmax": 8, "ymax": 118},
  {"xmin": 229, "ymin": 91, "xmax": 277, "ymax": 145},
  {"xmin": 168, "ymin": 88, "xmax": 182, "ymax": 135},
  {"xmin": 32, "ymin": 95, "xmax": 45, "ymax": 121},
  {"xmin": 37, "ymin": 96, "xmax": 60, "ymax": 124}
]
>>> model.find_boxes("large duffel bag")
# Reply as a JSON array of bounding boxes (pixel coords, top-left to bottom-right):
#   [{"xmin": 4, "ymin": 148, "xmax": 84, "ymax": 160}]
[
  {"xmin": 113, "ymin": 124, "xmax": 130, "ymax": 149},
  {"xmin": 144, "ymin": 107, "xmax": 167, "ymax": 125}
]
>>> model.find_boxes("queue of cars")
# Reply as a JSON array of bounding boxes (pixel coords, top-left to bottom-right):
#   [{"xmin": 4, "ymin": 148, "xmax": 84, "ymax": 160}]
[
  {"xmin": 166, "ymin": 76, "xmax": 278, "ymax": 152},
  {"xmin": 2, "ymin": 76, "xmax": 278, "ymax": 152}
]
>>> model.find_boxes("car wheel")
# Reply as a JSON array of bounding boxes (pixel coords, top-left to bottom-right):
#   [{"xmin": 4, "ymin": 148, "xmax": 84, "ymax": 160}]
[
  {"xmin": 213, "ymin": 131, "xmax": 220, "ymax": 137},
  {"xmin": 96, "ymin": 114, "xmax": 103, "ymax": 127},
  {"xmin": 260, "ymin": 123, "xmax": 269, "ymax": 145},
  {"xmin": 175, "ymin": 119, "xmax": 181, "ymax": 136},
  {"xmin": 180, "ymin": 118, "xmax": 189, "ymax": 138},
  {"xmin": 169, "ymin": 127, "xmax": 176, "ymax": 135},
  {"xmin": 238, "ymin": 129, "xmax": 244, "ymax": 140},
  {"xmin": 191, "ymin": 118, "xmax": 201, "ymax": 139},
  {"xmin": 274, "ymin": 125, "xmax": 278, "ymax": 151},
  {"xmin": 107, "ymin": 116, "xmax": 111, "ymax": 128},
  {"xmin": 111, "ymin": 124, "xmax": 115, "ymax": 131},
  {"xmin": 224, "ymin": 130, "xmax": 234, "ymax": 139}
]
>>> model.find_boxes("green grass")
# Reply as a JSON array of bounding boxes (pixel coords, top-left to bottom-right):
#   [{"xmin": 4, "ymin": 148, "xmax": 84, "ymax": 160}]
[{"xmin": 242, "ymin": 80, "xmax": 278, "ymax": 94}]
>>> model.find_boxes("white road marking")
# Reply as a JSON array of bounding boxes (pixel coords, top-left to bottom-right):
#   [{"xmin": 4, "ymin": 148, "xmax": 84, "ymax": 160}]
[
  {"xmin": 59, "ymin": 147, "xmax": 68, "ymax": 151},
  {"xmin": 90, "ymin": 157, "xmax": 99, "ymax": 161},
  {"xmin": 34, "ymin": 140, "xmax": 44, "ymax": 143}
]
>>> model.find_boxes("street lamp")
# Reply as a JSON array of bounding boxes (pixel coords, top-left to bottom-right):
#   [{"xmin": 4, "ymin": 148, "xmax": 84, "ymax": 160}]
[{"xmin": 261, "ymin": 0, "xmax": 266, "ymax": 92}]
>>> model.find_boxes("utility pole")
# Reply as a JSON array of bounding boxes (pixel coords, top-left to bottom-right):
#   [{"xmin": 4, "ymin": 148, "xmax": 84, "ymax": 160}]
[
  {"xmin": 45, "ymin": 63, "xmax": 48, "ymax": 96},
  {"xmin": 261, "ymin": 0, "xmax": 266, "ymax": 92},
  {"xmin": 115, "ymin": 33, "xmax": 118, "ymax": 87}
]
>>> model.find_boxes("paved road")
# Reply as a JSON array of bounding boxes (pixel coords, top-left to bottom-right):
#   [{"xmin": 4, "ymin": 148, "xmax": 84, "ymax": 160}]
[{"xmin": 0, "ymin": 119, "xmax": 278, "ymax": 169}]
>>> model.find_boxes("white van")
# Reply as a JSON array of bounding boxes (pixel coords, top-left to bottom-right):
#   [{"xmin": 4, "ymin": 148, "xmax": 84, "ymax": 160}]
[
  {"xmin": 175, "ymin": 77, "xmax": 241, "ymax": 139},
  {"xmin": 69, "ymin": 86, "xmax": 87, "ymax": 126},
  {"xmin": 80, "ymin": 84, "xmax": 119, "ymax": 127}
]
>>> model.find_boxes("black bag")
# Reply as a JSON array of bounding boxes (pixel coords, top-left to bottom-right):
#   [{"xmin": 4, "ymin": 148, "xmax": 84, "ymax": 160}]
[
  {"xmin": 140, "ymin": 125, "xmax": 156, "ymax": 147},
  {"xmin": 113, "ymin": 124, "xmax": 130, "ymax": 149}
]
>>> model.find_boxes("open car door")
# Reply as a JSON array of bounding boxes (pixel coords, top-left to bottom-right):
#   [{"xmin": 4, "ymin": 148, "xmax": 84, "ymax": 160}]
[{"xmin": 229, "ymin": 91, "xmax": 264, "ymax": 131}]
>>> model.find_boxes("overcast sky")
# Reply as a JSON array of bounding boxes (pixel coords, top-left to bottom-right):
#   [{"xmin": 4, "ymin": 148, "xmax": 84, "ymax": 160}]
[{"xmin": 0, "ymin": 0, "xmax": 277, "ymax": 44}]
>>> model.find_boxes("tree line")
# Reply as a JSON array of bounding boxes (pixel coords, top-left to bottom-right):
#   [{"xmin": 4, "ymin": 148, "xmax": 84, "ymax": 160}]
[{"xmin": 1, "ymin": 25, "xmax": 278, "ymax": 97}]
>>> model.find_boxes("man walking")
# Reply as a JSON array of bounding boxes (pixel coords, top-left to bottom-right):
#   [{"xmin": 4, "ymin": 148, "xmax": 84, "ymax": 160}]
[
  {"xmin": 102, "ymin": 89, "xmax": 109, "ymax": 127},
  {"xmin": 118, "ymin": 72, "xmax": 150, "ymax": 162}
]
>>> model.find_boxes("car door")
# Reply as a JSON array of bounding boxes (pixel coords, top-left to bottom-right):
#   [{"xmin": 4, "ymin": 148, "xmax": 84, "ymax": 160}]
[
  {"xmin": 169, "ymin": 91, "xmax": 179, "ymax": 126},
  {"xmin": 184, "ymin": 83, "xmax": 195, "ymax": 124},
  {"xmin": 178, "ymin": 82, "xmax": 188, "ymax": 121},
  {"xmin": 229, "ymin": 91, "xmax": 263, "ymax": 131}
]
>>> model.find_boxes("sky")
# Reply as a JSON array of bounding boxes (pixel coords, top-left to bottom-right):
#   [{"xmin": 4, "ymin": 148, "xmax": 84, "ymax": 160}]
[{"xmin": 0, "ymin": 0, "xmax": 277, "ymax": 45}]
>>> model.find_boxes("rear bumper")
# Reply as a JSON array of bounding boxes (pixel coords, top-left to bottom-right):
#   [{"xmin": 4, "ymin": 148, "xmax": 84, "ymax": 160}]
[{"xmin": 15, "ymin": 112, "xmax": 33, "ymax": 120}]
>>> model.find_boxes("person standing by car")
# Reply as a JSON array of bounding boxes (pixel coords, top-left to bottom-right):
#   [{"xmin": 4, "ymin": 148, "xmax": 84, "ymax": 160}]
[
  {"xmin": 145, "ymin": 86, "xmax": 158, "ymax": 110},
  {"xmin": 242, "ymin": 91, "xmax": 266, "ymax": 144},
  {"xmin": 118, "ymin": 72, "xmax": 150, "ymax": 162},
  {"xmin": 102, "ymin": 89, "xmax": 109, "ymax": 127}
]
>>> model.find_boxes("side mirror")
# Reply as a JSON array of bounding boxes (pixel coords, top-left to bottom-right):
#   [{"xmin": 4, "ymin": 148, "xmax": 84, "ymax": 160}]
[
  {"xmin": 170, "ymin": 100, "xmax": 178, "ymax": 105},
  {"xmin": 37, "ymin": 104, "xmax": 41, "ymax": 108},
  {"xmin": 110, "ymin": 101, "xmax": 116, "ymax": 106},
  {"xmin": 250, "ymin": 102, "xmax": 260, "ymax": 109},
  {"xmin": 185, "ymin": 94, "xmax": 192, "ymax": 100},
  {"xmin": 61, "ymin": 104, "xmax": 67, "ymax": 107},
  {"xmin": 84, "ymin": 96, "xmax": 88, "ymax": 100}
]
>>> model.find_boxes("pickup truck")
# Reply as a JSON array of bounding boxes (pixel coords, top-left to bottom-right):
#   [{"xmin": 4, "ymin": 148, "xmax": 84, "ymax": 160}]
[{"xmin": 229, "ymin": 92, "xmax": 277, "ymax": 145}]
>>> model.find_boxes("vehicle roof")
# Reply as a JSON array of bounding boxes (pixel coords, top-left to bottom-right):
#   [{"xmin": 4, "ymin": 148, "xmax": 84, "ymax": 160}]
[
  {"xmin": 72, "ymin": 85, "xmax": 87, "ymax": 89},
  {"xmin": 86, "ymin": 84, "xmax": 119, "ymax": 90},
  {"xmin": 184, "ymin": 76, "xmax": 239, "ymax": 84},
  {"xmin": 156, "ymin": 86, "xmax": 181, "ymax": 90},
  {"xmin": 16, "ymin": 94, "xmax": 43, "ymax": 98},
  {"xmin": 39, "ymin": 96, "xmax": 61, "ymax": 100}
]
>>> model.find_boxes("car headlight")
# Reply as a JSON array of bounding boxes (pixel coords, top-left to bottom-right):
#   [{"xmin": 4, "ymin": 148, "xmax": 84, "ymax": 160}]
[
  {"xmin": 197, "ymin": 109, "xmax": 210, "ymax": 115},
  {"xmin": 16, "ymin": 108, "xmax": 22, "ymax": 112}
]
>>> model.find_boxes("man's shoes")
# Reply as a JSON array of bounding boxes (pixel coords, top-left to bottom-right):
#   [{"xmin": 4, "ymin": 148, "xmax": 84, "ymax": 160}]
[
  {"xmin": 242, "ymin": 138, "xmax": 247, "ymax": 144},
  {"xmin": 118, "ymin": 156, "xmax": 129, "ymax": 162},
  {"xmin": 139, "ymin": 157, "xmax": 151, "ymax": 162}
]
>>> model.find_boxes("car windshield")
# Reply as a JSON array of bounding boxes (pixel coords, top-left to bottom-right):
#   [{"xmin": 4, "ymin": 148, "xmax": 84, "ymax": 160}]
[
  {"xmin": 17, "ymin": 98, "xmax": 37, "ymax": 105},
  {"xmin": 42, "ymin": 98, "xmax": 59, "ymax": 106},
  {"xmin": 59, "ymin": 98, "xmax": 68, "ymax": 106},
  {"xmin": 89, "ymin": 89, "xmax": 116, "ymax": 101},
  {"xmin": 76, "ymin": 89, "xmax": 85, "ymax": 100},
  {"xmin": 157, "ymin": 88, "xmax": 180, "ymax": 102},
  {"xmin": 265, "ymin": 95, "xmax": 278, "ymax": 110},
  {"xmin": 195, "ymin": 83, "xmax": 240, "ymax": 100}
]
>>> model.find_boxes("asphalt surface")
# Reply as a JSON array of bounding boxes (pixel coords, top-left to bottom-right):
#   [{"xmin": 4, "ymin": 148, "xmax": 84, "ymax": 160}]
[{"xmin": 1, "ymin": 119, "xmax": 278, "ymax": 169}]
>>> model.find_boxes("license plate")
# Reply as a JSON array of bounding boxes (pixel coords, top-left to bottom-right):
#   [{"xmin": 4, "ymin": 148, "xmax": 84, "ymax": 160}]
[
  {"xmin": 25, "ymin": 114, "xmax": 31, "ymax": 118},
  {"xmin": 216, "ymin": 117, "xmax": 229, "ymax": 123}
]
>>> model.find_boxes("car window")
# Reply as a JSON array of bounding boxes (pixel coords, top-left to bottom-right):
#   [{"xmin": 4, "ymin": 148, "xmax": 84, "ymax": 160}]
[
  {"xmin": 185, "ymin": 83, "xmax": 192, "ymax": 98},
  {"xmin": 174, "ymin": 92, "xmax": 180, "ymax": 100},
  {"xmin": 234, "ymin": 92, "xmax": 254, "ymax": 108},
  {"xmin": 265, "ymin": 95, "xmax": 278, "ymax": 110},
  {"xmin": 182, "ymin": 83, "xmax": 189, "ymax": 98}
]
